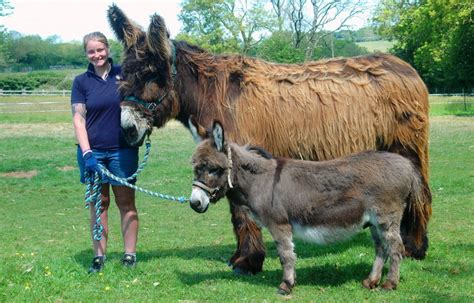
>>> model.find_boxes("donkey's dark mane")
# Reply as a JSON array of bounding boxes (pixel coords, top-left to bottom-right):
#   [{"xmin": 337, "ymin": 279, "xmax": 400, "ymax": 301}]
[
  {"xmin": 246, "ymin": 145, "xmax": 274, "ymax": 160},
  {"xmin": 174, "ymin": 40, "xmax": 207, "ymax": 54}
]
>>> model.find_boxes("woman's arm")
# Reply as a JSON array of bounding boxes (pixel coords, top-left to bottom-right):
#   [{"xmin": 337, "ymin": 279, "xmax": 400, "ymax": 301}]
[{"xmin": 72, "ymin": 103, "xmax": 91, "ymax": 154}]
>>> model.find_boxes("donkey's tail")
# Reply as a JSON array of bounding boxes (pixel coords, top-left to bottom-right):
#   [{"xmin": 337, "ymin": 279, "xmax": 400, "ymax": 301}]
[{"xmin": 401, "ymin": 172, "xmax": 431, "ymax": 260}]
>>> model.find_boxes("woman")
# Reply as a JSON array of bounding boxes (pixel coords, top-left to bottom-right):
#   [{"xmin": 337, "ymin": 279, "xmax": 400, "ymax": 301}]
[{"xmin": 71, "ymin": 32, "xmax": 139, "ymax": 273}]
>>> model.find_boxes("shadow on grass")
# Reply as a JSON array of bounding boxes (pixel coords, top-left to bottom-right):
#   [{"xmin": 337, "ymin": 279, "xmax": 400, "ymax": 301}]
[
  {"xmin": 73, "ymin": 232, "xmax": 373, "ymax": 272},
  {"xmin": 176, "ymin": 261, "xmax": 370, "ymax": 289}
]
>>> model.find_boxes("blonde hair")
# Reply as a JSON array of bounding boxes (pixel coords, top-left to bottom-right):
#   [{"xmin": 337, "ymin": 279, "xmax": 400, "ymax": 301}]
[{"xmin": 82, "ymin": 31, "xmax": 109, "ymax": 51}]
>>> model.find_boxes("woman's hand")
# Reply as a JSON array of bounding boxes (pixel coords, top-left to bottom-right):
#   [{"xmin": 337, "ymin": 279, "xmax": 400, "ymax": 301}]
[{"xmin": 83, "ymin": 150, "xmax": 102, "ymax": 177}]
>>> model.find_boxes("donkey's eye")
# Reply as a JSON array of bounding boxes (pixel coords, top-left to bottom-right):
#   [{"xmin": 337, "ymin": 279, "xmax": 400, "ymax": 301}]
[
  {"xmin": 148, "ymin": 65, "xmax": 157, "ymax": 73},
  {"xmin": 208, "ymin": 167, "xmax": 223, "ymax": 177}
]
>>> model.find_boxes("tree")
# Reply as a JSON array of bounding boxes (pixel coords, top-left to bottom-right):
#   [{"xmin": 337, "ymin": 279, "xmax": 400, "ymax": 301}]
[
  {"xmin": 304, "ymin": 0, "xmax": 366, "ymax": 60},
  {"xmin": 252, "ymin": 31, "xmax": 305, "ymax": 63},
  {"xmin": 0, "ymin": 0, "xmax": 14, "ymax": 68},
  {"xmin": 270, "ymin": 0, "xmax": 286, "ymax": 32},
  {"xmin": 372, "ymin": 0, "xmax": 415, "ymax": 39},
  {"xmin": 373, "ymin": 0, "xmax": 474, "ymax": 92},
  {"xmin": 287, "ymin": 0, "xmax": 306, "ymax": 48},
  {"xmin": 0, "ymin": 0, "xmax": 13, "ymax": 17},
  {"xmin": 178, "ymin": 0, "xmax": 275, "ymax": 54},
  {"xmin": 316, "ymin": 34, "xmax": 369, "ymax": 58},
  {"xmin": 282, "ymin": 0, "xmax": 366, "ymax": 60},
  {"xmin": 0, "ymin": 30, "xmax": 12, "ymax": 69}
]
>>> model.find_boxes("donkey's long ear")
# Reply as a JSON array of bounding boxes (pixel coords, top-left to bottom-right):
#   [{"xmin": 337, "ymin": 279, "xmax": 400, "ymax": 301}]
[
  {"xmin": 212, "ymin": 121, "xmax": 225, "ymax": 152},
  {"xmin": 107, "ymin": 4, "xmax": 144, "ymax": 48},
  {"xmin": 147, "ymin": 14, "xmax": 171, "ymax": 61},
  {"xmin": 188, "ymin": 116, "xmax": 207, "ymax": 143}
]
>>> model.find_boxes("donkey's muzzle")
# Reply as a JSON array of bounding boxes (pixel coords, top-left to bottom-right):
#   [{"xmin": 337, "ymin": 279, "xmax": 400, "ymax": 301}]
[
  {"xmin": 190, "ymin": 185, "xmax": 211, "ymax": 213},
  {"xmin": 190, "ymin": 201, "xmax": 209, "ymax": 213}
]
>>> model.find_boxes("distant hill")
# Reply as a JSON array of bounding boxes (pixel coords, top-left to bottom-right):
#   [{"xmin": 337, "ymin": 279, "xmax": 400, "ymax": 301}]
[{"xmin": 356, "ymin": 40, "xmax": 395, "ymax": 53}]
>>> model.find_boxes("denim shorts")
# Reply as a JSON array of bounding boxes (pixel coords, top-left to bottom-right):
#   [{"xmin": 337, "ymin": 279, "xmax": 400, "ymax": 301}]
[{"xmin": 77, "ymin": 146, "xmax": 139, "ymax": 185}]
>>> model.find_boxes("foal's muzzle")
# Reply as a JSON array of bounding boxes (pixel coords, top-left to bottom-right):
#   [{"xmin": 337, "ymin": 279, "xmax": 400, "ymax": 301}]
[
  {"xmin": 189, "ymin": 181, "xmax": 220, "ymax": 213},
  {"xmin": 192, "ymin": 181, "xmax": 220, "ymax": 200}
]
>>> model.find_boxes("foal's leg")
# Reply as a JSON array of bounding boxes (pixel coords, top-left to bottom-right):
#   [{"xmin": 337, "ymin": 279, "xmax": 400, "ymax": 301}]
[
  {"xmin": 380, "ymin": 224, "xmax": 404, "ymax": 290},
  {"xmin": 267, "ymin": 223, "xmax": 296, "ymax": 295},
  {"xmin": 363, "ymin": 226, "xmax": 387, "ymax": 289},
  {"xmin": 229, "ymin": 203, "xmax": 266, "ymax": 275}
]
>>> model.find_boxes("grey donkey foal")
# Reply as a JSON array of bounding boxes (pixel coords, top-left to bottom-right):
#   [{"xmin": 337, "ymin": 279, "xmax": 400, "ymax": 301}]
[{"xmin": 189, "ymin": 120, "xmax": 427, "ymax": 294}]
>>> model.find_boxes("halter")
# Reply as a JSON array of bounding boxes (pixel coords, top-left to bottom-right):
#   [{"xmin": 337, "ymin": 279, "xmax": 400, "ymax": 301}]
[
  {"xmin": 192, "ymin": 146, "xmax": 234, "ymax": 200},
  {"xmin": 124, "ymin": 41, "xmax": 177, "ymax": 111},
  {"xmin": 192, "ymin": 180, "xmax": 220, "ymax": 200}
]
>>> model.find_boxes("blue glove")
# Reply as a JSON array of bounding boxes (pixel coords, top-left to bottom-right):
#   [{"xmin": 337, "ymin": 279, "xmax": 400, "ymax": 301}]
[{"xmin": 83, "ymin": 151, "xmax": 102, "ymax": 177}]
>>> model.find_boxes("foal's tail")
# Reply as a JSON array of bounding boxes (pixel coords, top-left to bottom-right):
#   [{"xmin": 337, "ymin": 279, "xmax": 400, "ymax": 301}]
[{"xmin": 401, "ymin": 172, "xmax": 431, "ymax": 260}]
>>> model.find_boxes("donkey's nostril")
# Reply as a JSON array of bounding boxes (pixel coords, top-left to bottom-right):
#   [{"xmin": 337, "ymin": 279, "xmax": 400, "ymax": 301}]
[{"xmin": 190, "ymin": 202, "xmax": 208, "ymax": 213}]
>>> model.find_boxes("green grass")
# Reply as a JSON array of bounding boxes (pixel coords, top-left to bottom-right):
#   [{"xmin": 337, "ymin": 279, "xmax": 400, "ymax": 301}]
[
  {"xmin": 356, "ymin": 40, "xmax": 395, "ymax": 53},
  {"xmin": 429, "ymin": 96, "xmax": 474, "ymax": 116},
  {"xmin": 0, "ymin": 97, "xmax": 473, "ymax": 302}
]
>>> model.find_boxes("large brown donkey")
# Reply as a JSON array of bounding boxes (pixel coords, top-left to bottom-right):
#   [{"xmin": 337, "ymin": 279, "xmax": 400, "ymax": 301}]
[
  {"xmin": 189, "ymin": 120, "xmax": 427, "ymax": 294},
  {"xmin": 107, "ymin": 4, "xmax": 431, "ymax": 275}
]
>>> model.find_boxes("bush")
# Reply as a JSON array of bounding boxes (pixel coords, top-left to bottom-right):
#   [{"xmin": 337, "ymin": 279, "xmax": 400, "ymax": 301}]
[{"xmin": 0, "ymin": 69, "xmax": 81, "ymax": 90}]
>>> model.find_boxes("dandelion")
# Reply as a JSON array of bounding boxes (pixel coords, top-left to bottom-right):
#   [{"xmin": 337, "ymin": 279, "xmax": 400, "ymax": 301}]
[
  {"xmin": 98, "ymin": 272, "xmax": 104, "ymax": 277},
  {"xmin": 105, "ymin": 286, "xmax": 110, "ymax": 291},
  {"xmin": 30, "ymin": 252, "xmax": 35, "ymax": 256}
]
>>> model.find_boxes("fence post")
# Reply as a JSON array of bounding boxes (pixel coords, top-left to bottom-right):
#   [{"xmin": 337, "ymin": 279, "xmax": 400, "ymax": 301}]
[{"xmin": 463, "ymin": 88, "xmax": 467, "ymax": 111}]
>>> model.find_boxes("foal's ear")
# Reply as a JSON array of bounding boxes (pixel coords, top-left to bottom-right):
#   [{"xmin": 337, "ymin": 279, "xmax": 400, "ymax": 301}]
[
  {"xmin": 108, "ymin": 4, "xmax": 144, "ymax": 48},
  {"xmin": 212, "ymin": 121, "xmax": 225, "ymax": 152},
  {"xmin": 188, "ymin": 116, "xmax": 207, "ymax": 143}
]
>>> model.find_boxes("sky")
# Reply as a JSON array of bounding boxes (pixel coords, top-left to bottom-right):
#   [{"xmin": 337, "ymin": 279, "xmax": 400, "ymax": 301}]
[
  {"xmin": 1, "ymin": 0, "xmax": 182, "ymax": 42},
  {"xmin": 1, "ymin": 0, "xmax": 377, "ymax": 43}
]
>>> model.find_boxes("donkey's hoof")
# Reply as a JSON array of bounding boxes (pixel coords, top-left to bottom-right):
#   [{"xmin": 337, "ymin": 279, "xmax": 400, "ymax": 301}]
[
  {"xmin": 381, "ymin": 280, "xmax": 397, "ymax": 291},
  {"xmin": 277, "ymin": 283, "xmax": 292, "ymax": 296},
  {"xmin": 362, "ymin": 278, "xmax": 378, "ymax": 289},
  {"xmin": 233, "ymin": 266, "xmax": 253, "ymax": 276}
]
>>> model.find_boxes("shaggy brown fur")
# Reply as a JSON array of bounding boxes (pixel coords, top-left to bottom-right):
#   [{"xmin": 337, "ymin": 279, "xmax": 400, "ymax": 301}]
[{"xmin": 107, "ymin": 5, "xmax": 431, "ymax": 274}]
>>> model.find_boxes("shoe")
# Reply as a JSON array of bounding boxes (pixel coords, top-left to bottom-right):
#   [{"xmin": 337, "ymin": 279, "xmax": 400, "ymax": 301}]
[
  {"xmin": 88, "ymin": 256, "xmax": 105, "ymax": 274},
  {"xmin": 122, "ymin": 253, "xmax": 137, "ymax": 268}
]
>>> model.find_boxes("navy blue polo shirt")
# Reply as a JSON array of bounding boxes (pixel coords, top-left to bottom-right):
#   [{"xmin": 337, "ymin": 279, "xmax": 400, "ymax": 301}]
[{"xmin": 71, "ymin": 60, "xmax": 128, "ymax": 150}]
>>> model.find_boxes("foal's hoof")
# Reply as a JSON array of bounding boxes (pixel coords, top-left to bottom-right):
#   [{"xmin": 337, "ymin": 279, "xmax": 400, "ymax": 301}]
[
  {"xmin": 381, "ymin": 280, "xmax": 397, "ymax": 291},
  {"xmin": 277, "ymin": 282, "xmax": 292, "ymax": 296},
  {"xmin": 232, "ymin": 266, "xmax": 253, "ymax": 276},
  {"xmin": 362, "ymin": 278, "xmax": 378, "ymax": 289}
]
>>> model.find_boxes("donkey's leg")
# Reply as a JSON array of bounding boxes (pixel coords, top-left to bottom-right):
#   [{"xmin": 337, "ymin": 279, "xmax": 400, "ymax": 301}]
[
  {"xmin": 363, "ymin": 226, "xmax": 387, "ymax": 289},
  {"xmin": 388, "ymin": 143, "xmax": 430, "ymax": 259},
  {"xmin": 267, "ymin": 223, "xmax": 296, "ymax": 295},
  {"xmin": 229, "ymin": 202, "xmax": 266, "ymax": 275},
  {"xmin": 380, "ymin": 224, "xmax": 404, "ymax": 290}
]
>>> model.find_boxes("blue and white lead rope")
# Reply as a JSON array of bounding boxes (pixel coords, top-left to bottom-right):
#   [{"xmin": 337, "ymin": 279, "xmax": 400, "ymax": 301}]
[{"xmin": 84, "ymin": 141, "xmax": 189, "ymax": 241}]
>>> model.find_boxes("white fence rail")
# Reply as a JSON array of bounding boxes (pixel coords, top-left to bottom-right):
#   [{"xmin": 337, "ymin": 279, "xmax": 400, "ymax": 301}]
[{"xmin": 0, "ymin": 90, "xmax": 70, "ymax": 96}]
